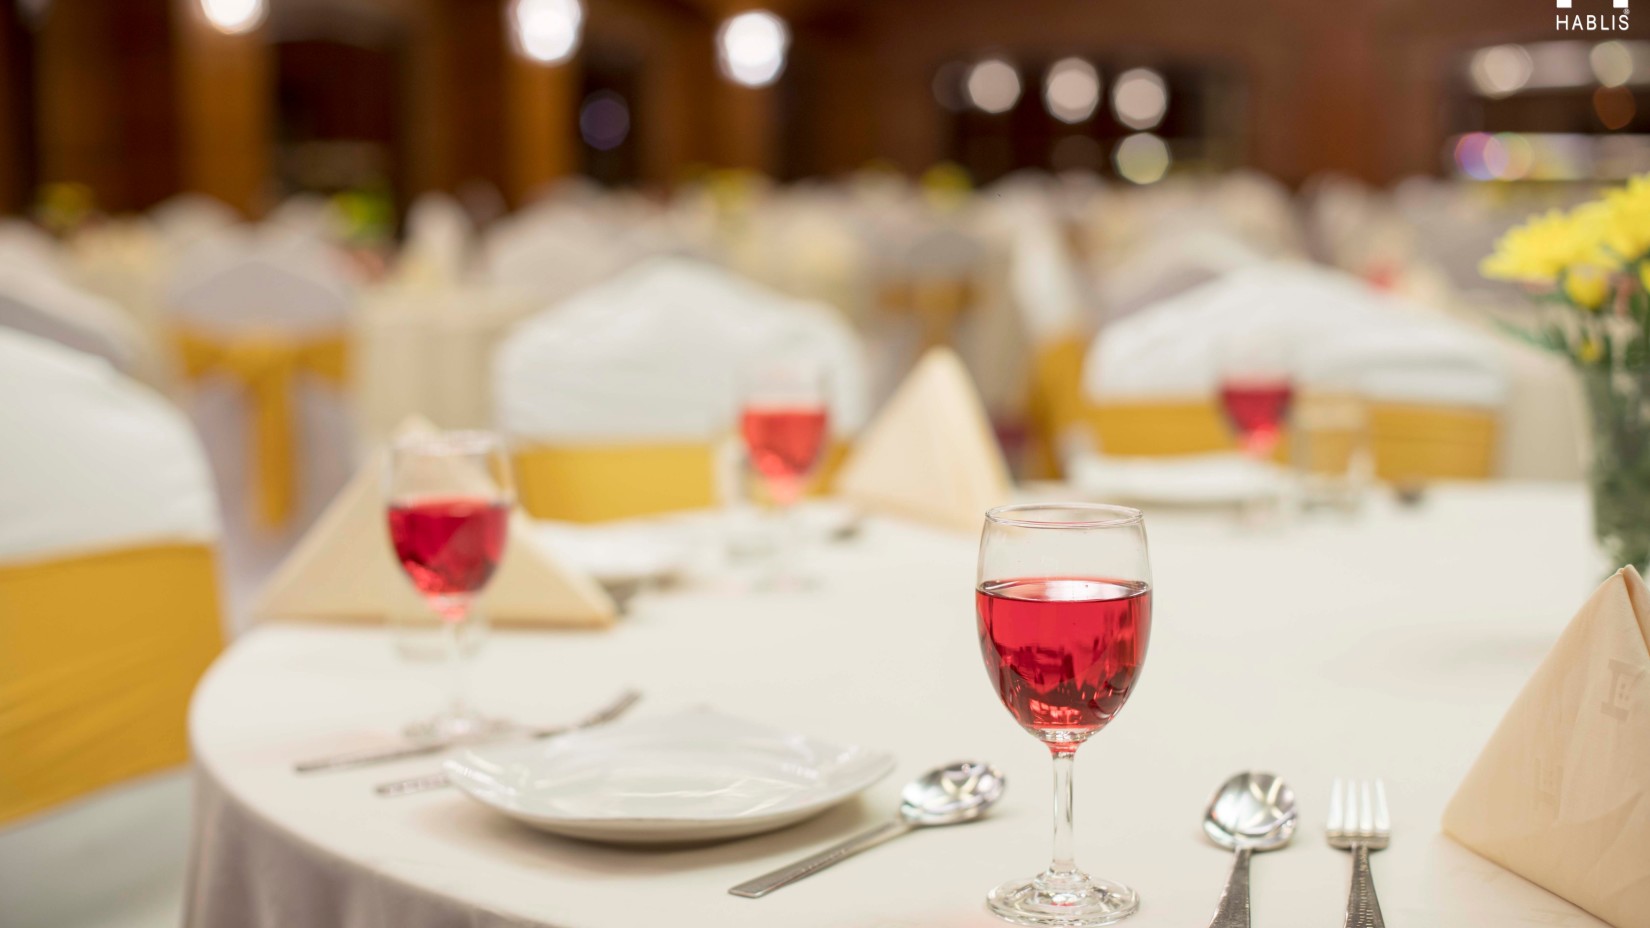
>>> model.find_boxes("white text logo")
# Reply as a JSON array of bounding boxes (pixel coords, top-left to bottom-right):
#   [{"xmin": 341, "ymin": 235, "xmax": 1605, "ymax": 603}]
[{"xmin": 1558, "ymin": 0, "xmax": 1631, "ymax": 31}]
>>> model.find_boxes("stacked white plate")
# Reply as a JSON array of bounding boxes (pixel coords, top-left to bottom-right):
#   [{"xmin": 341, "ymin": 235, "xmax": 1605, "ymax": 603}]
[{"xmin": 444, "ymin": 710, "xmax": 895, "ymax": 844}]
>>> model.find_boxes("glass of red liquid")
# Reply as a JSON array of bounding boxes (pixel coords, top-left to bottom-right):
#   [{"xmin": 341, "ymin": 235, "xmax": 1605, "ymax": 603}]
[
  {"xmin": 738, "ymin": 359, "xmax": 830, "ymax": 588},
  {"xmin": 1216, "ymin": 332, "xmax": 1293, "ymax": 459},
  {"xmin": 385, "ymin": 431, "xmax": 513, "ymax": 743},
  {"xmin": 977, "ymin": 503, "xmax": 1152, "ymax": 926}
]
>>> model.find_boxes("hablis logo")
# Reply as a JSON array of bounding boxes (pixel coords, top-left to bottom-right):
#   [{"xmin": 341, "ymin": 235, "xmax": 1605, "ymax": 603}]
[{"xmin": 1557, "ymin": 0, "xmax": 1631, "ymax": 32}]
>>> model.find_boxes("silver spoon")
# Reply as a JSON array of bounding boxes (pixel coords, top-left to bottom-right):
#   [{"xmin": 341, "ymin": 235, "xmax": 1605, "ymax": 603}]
[
  {"xmin": 729, "ymin": 760, "xmax": 1005, "ymax": 898},
  {"xmin": 1203, "ymin": 771, "xmax": 1297, "ymax": 928}
]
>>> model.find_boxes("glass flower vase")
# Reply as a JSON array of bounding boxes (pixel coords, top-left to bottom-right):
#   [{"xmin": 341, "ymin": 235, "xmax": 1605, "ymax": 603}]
[{"xmin": 1582, "ymin": 366, "xmax": 1650, "ymax": 574}]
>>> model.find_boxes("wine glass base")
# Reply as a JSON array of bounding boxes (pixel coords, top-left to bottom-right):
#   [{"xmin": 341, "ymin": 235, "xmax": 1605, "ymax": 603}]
[
  {"xmin": 985, "ymin": 873, "xmax": 1139, "ymax": 927},
  {"xmin": 404, "ymin": 712, "xmax": 512, "ymax": 745}
]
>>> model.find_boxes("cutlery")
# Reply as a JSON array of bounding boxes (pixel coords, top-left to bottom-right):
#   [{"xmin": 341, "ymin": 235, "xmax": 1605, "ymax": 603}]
[
  {"xmin": 295, "ymin": 689, "xmax": 640, "ymax": 775},
  {"xmin": 369, "ymin": 690, "xmax": 641, "ymax": 796},
  {"xmin": 728, "ymin": 760, "xmax": 1004, "ymax": 899},
  {"xmin": 1202, "ymin": 772, "xmax": 1297, "ymax": 928},
  {"xmin": 1327, "ymin": 778, "xmax": 1390, "ymax": 928}
]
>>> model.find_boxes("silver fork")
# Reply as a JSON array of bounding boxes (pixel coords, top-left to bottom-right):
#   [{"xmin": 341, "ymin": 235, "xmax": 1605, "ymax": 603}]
[{"xmin": 1326, "ymin": 778, "xmax": 1389, "ymax": 928}]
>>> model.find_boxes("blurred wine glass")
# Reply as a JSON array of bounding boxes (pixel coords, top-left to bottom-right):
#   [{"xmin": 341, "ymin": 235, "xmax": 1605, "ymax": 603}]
[
  {"xmin": 738, "ymin": 358, "xmax": 830, "ymax": 588},
  {"xmin": 384, "ymin": 431, "xmax": 513, "ymax": 743}
]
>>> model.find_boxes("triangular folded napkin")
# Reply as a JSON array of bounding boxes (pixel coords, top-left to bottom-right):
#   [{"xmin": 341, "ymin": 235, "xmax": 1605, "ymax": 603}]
[
  {"xmin": 1442, "ymin": 566, "xmax": 1650, "ymax": 928},
  {"xmin": 252, "ymin": 419, "xmax": 614, "ymax": 627},
  {"xmin": 836, "ymin": 346, "xmax": 1011, "ymax": 533}
]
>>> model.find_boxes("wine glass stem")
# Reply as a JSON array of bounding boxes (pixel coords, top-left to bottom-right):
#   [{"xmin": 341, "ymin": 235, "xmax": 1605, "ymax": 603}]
[
  {"xmin": 443, "ymin": 606, "xmax": 471, "ymax": 720},
  {"xmin": 1049, "ymin": 748, "xmax": 1078, "ymax": 878}
]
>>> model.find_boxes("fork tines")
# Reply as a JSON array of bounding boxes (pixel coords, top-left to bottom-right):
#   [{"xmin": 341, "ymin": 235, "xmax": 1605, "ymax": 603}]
[{"xmin": 1326, "ymin": 778, "xmax": 1391, "ymax": 850}]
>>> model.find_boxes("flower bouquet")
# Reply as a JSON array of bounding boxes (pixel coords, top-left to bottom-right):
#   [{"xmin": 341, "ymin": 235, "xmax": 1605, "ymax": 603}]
[{"xmin": 1483, "ymin": 176, "xmax": 1650, "ymax": 572}]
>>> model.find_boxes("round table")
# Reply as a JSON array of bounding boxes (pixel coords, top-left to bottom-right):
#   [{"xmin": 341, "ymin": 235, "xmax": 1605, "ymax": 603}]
[{"xmin": 187, "ymin": 484, "xmax": 1611, "ymax": 928}]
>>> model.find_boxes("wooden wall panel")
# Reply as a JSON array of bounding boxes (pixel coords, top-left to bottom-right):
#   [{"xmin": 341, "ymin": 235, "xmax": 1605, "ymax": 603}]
[
  {"xmin": 0, "ymin": 1, "xmax": 34, "ymax": 212},
  {"xmin": 34, "ymin": 0, "xmax": 179, "ymax": 211},
  {"xmin": 172, "ymin": 0, "xmax": 271, "ymax": 215}
]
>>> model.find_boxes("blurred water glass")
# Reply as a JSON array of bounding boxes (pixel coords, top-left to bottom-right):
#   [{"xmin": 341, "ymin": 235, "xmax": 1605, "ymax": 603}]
[
  {"xmin": 390, "ymin": 604, "xmax": 489, "ymax": 662},
  {"xmin": 1290, "ymin": 391, "xmax": 1370, "ymax": 514}
]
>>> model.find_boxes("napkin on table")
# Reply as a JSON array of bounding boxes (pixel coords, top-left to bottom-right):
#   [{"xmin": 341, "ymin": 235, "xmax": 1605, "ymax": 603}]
[
  {"xmin": 252, "ymin": 417, "xmax": 615, "ymax": 627},
  {"xmin": 835, "ymin": 346, "xmax": 1011, "ymax": 533},
  {"xmin": 1441, "ymin": 566, "xmax": 1650, "ymax": 928}
]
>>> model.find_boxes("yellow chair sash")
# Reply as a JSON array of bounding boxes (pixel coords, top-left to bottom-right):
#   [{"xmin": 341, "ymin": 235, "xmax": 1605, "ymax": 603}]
[
  {"xmin": 514, "ymin": 441, "xmax": 851, "ymax": 523},
  {"xmin": 877, "ymin": 276, "xmax": 978, "ymax": 350},
  {"xmin": 1080, "ymin": 398, "xmax": 1498, "ymax": 480},
  {"xmin": 0, "ymin": 543, "xmax": 224, "ymax": 825},
  {"xmin": 1025, "ymin": 333, "xmax": 1089, "ymax": 479},
  {"xmin": 1368, "ymin": 403, "xmax": 1498, "ymax": 481},
  {"xmin": 175, "ymin": 328, "xmax": 349, "ymax": 529}
]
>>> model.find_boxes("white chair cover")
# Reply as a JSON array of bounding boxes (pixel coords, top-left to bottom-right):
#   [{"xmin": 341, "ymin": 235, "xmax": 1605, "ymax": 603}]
[
  {"xmin": 482, "ymin": 207, "xmax": 670, "ymax": 303},
  {"xmin": 0, "ymin": 264, "xmax": 148, "ymax": 376},
  {"xmin": 0, "ymin": 329, "xmax": 217, "ymax": 563},
  {"xmin": 0, "ymin": 329, "xmax": 219, "ymax": 928},
  {"xmin": 164, "ymin": 227, "xmax": 359, "ymax": 602},
  {"xmin": 166, "ymin": 227, "xmax": 356, "ymax": 336},
  {"xmin": 1085, "ymin": 262, "xmax": 1508, "ymax": 409},
  {"xmin": 148, "ymin": 193, "xmax": 239, "ymax": 253},
  {"xmin": 496, "ymin": 257, "xmax": 869, "ymax": 443},
  {"xmin": 0, "ymin": 219, "xmax": 64, "ymax": 278}
]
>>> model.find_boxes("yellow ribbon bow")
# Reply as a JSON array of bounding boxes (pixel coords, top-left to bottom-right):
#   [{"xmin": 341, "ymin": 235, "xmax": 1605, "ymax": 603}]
[{"xmin": 175, "ymin": 328, "xmax": 349, "ymax": 528}]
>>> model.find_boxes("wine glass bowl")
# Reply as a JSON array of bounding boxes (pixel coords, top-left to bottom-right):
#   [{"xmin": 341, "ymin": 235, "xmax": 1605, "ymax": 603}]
[
  {"xmin": 1216, "ymin": 331, "xmax": 1294, "ymax": 459},
  {"xmin": 384, "ymin": 430, "xmax": 514, "ymax": 743},
  {"xmin": 976, "ymin": 503, "xmax": 1152, "ymax": 927}
]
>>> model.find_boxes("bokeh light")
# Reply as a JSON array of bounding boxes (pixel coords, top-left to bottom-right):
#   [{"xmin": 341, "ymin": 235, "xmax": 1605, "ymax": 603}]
[
  {"xmin": 1114, "ymin": 133, "xmax": 1170, "ymax": 184},
  {"xmin": 966, "ymin": 58, "xmax": 1023, "ymax": 114},
  {"xmin": 1044, "ymin": 58, "xmax": 1101, "ymax": 124},
  {"xmin": 1591, "ymin": 41, "xmax": 1635, "ymax": 88},
  {"xmin": 1112, "ymin": 68, "xmax": 1168, "ymax": 130},
  {"xmin": 199, "ymin": 0, "xmax": 265, "ymax": 35},
  {"xmin": 1469, "ymin": 45, "xmax": 1533, "ymax": 97},
  {"xmin": 1594, "ymin": 85, "xmax": 1637, "ymax": 131},
  {"xmin": 579, "ymin": 91, "xmax": 631, "ymax": 151},
  {"xmin": 717, "ymin": 11, "xmax": 790, "ymax": 88},
  {"xmin": 509, "ymin": 0, "xmax": 584, "ymax": 65}
]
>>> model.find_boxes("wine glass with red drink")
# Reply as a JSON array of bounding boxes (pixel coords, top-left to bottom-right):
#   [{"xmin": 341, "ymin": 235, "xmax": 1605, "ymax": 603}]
[
  {"xmin": 739, "ymin": 359, "xmax": 830, "ymax": 587},
  {"xmin": 977, "ymin": 503, "xmax": 1153, "ymax": 926},
  {"xmin": 1217, "ymin": 331, "xmax": 1293, "ymax": 459},
  {"xmin": 385, "ymin": 431, "xmax": 513, "ymax": 742}
]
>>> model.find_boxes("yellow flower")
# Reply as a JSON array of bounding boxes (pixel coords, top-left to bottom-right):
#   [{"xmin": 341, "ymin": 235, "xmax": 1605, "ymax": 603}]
[
  {"xmin": 1565, "ymin": 264, "xmax": 1612, "ymax": 310},
  {"xmin": 1639, "ymin": 261, "xmax": 1650, "ymax": 293},
  {"xmin": 1481, "ymin": 206, "xmax": 1616, "ymax": 284},
  {"xmin": 1603, "ymin": 173, "xmax": 1650, "ymax": 260}
]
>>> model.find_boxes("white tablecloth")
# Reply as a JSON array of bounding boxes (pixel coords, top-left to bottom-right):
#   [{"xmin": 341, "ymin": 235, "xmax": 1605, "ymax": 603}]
[{"xmin": 187, "ymin": 484, "xmax": 1611, "ymax": 928}]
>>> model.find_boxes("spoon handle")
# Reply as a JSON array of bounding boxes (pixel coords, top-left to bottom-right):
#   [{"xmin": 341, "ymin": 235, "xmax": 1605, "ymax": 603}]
[
  {"xmin": 1208, "ymin": 846, "xmax": 1252, "ymax": 928},
  {"xmin": 729, "ymin": 820, "xmax": 911, "ymax": 898}
]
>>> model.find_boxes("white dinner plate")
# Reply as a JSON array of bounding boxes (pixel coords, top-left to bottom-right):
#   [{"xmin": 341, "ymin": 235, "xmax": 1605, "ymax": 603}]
[
  {"xmin": 531, "ymin": 520, "xmax": 694, "ymax": 587},
  {"xmin": 444, "ymin": 710, "xmax": 896, "ymax": 844}
]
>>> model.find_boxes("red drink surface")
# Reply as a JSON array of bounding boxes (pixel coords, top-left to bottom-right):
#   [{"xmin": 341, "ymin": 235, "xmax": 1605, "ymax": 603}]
[
  {"xmin": 387, "ymin": 497, "xmax": 508, "ymax": 605},
  {"xmin": 977, "ymin": 578, "xmax": 1152, "ymax": 743},
  {"xmin": 740, "ymin": 405, "xmax": 829, "ymax": 503},
  {"xmin": 1219, "ymin": 379, "xmax": 1293, "ymax": 452}
]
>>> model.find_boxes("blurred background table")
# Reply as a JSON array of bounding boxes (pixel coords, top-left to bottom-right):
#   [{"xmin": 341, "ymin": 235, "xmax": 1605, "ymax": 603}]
[{"xmin": 189, "ymin": 483, "xmax": 1608, "ymax": 928}]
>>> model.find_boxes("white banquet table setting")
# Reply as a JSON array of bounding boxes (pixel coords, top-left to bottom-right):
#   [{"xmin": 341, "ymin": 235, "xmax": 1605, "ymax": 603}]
[
  {"xmin": 187, "ymin": 483, "xmax": 1623, "ymax": 928},
  {"xmin": 9, "ymin": 5, "xmax": 1650, "ymax": 928}
]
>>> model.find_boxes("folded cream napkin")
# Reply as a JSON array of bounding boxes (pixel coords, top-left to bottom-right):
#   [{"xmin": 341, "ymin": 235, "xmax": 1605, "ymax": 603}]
[
  {"xmin": 835, "ymin": 346, "xmax": 1011, "ymax": 533},
  {"xmin": 1442, "ymin": 566, "xmax": 1650, "ymax": 928},
  {"xmin": 252, "ymin": 419, "xmax": 615, "ymax": 627}
]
